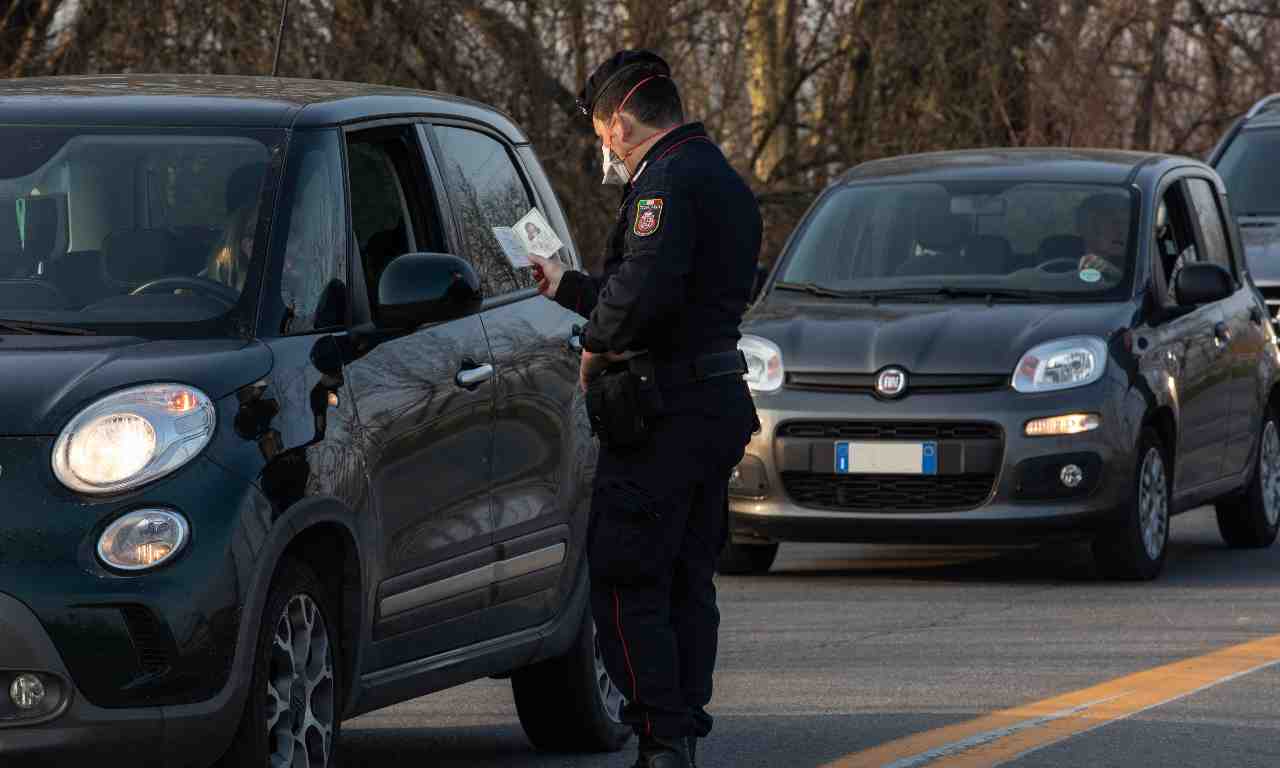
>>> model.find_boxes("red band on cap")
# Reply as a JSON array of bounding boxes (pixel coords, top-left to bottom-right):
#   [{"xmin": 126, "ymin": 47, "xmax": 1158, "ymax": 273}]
[{"xmin": 616, "ymin": 75, "xmax": 668, "ymax": 117}]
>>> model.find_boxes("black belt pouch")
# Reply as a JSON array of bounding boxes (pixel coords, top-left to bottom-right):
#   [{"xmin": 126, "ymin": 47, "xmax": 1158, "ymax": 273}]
[{"xmin": 585, "ymin": 356, "xmax": 663, "ymax": 449}]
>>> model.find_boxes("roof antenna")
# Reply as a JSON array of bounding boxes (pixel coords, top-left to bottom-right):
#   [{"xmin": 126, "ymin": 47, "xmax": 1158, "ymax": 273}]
[{"xmin": 271, "ymin": 0, "xmax": 291, "ymax": 77}]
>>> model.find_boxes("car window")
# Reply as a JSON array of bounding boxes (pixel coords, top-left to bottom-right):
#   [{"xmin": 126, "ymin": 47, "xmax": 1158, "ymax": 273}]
[
  {"xmin": 274, "ymin": 131, "xmax": 347, "ymax": 334},
  {"xmin": 1216, "ymin": 129, "xmax": 1280, "ymax": 216},
  {"xmin": 0, "ymin": 127, "xmax": 281, "ymax": 331},
  {"xmin": 1185, "ymin": 178, "xmax": 1234, "ymax": 274},
  {"xmin": 433, "ymin": 125, "xmax": 538, "ymax": 296},
  {"xmin": 779, "ymin": 182, "xmax": 1135, "ymax": 299},
  {"xmin": 346, "ymin": 127, "xmax": 444, "ymax": 318},
  {"xmin": 1154, "ymin": 182, "xmax": 1199, "ymax": 305}
]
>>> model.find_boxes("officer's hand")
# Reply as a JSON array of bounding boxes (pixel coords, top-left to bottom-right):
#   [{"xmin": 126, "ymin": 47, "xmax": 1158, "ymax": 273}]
[
  {"xmin": 527, "ymin": 253, "xmax": 565, "ymax": 299},
  {"xmin": 579, "ymin": 350, "xmax": 607, "ymax": 391},
  {"xmin": 579, "ymin": 350, "xmax": 633, "ymax": 391}
]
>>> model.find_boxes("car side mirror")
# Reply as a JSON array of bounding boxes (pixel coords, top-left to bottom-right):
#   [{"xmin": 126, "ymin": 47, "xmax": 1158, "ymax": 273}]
[
  {"xmin": 1174, "ymin": 262, "xmax": 1233, "ymax": 307},
  {"xmin": 376, "ymin": 252, "xmax": 482, "ymax": 329}
]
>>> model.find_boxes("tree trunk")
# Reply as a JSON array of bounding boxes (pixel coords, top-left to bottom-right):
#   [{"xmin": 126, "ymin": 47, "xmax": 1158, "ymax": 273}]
[
  {"xmin": 746, "ymin": 0, "xmax": 797, "ymax": 182},
  {"xmin": 1132, "ymin": 0, "xmax": 1176, "ymax": 150}
]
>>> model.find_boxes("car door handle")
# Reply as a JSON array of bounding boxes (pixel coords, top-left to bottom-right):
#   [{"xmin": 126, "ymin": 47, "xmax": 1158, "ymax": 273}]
[
  {"xmin": 1214, "ymin": 321, "xmax": 1232, "ymax": 346},
  {"xmin": 455, "ymin": 362, "xmax": 494, "ymax": 389}
]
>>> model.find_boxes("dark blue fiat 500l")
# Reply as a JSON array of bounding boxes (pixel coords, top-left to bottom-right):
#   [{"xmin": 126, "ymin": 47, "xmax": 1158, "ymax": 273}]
[
  {"xmin": 725, "ymin": 150, "xmax": 1280, "ymax": 580},
  {"xmin": 0, "ymin": 76, "xmax": 627, "ymax": 766}
]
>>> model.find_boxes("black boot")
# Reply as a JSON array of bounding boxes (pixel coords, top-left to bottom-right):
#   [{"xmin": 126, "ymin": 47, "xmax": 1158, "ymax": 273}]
[
  {"xmin": 686, "ymin": 735, "xmax": 698, "ymax": 768},
  {"xmin": 631, "ymin": 735, "xmax": 693, "ymax": 768}
]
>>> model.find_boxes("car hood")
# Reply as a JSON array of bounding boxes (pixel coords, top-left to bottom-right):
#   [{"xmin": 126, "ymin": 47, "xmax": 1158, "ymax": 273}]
[
  {"xmin": 743, "ymin": 295, "xmax": 1137, "ymax": 374},
  {"xmin": 1239, "ymin": 217, "xmax": 1280, "ymax": 286},
  {"xmin": 0, "ymin": 336, "xmax": 272, "ymax": 436}
]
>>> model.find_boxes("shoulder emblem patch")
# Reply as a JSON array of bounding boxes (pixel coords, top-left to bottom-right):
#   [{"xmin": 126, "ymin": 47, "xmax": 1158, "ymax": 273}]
[{"xmin": 633, "ymin": 197, "xmax": 664, "ymax": 237}]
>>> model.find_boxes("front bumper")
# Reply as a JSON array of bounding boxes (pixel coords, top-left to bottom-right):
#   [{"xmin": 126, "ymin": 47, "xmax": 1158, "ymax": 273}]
[
  {"xmin": 729, "ymin": 381, "xmax": 1136, "ymax": 545},
  {"xmin": 0, "ymin": 591, "xmax": 165, "ymax": 764},
  {"xmin": 0, "ymin": 437, "xmax": 275, "ymax": 766}
]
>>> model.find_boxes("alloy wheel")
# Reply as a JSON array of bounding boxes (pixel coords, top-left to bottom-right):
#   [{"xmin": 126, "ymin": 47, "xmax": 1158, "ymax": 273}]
[
  {"xmin": 1139, "ymin": 447, "xmax": 1169, "ymax": 561},
  {"xmin": 267, "ymin": 594, "xmax": 335, "ymax": 768},
  {"xmin": 592, "ymin": 621, "xmax": 625, "ymax": 723},
  {"xmin": 1262, "ymin": 420, "xmax": 1280, "ymax": 527}
]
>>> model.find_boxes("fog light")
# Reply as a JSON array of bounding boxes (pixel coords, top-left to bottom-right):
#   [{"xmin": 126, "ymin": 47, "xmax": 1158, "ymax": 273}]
[
  {"xmin": 10, "ymin": 674, "xmax": 45, "ymax": 710},
  {"xmin": 1060, "ymin": 464, "xmax": 1084, "ymax": 488},
  {"xmin": 98, "ymin": 509, "xmax": 189, "ymax": 571},
  {"xmin": 729, "ymin": 455, "xmax": 769, "ymax": 498},
  {"xmin": 1025, "ymin": 413, "xmax": 1101, "ymax": 437}
]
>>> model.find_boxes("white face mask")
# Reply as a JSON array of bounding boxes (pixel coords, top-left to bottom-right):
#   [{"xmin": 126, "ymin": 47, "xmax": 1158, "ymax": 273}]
[{"xmin": 601, "ymin": 142, "xmax": 630, "ymax": 186}]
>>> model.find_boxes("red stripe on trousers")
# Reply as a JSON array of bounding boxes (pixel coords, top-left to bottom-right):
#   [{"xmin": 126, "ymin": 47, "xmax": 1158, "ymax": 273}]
[{"xmin": 613, "ymin": 587, "xmax": 651, "ymax": 736}]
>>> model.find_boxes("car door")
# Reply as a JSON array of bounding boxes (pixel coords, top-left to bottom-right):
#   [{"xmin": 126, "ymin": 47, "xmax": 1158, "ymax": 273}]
[
  {"xmin": 337, "ymin": 123, "xmax": 499, "ymax": 671},
  {"xmin": 1148, "ymin": 177, "xmax": 1232, "ymax": 491},
  {"xmin": 1185, "ymin": 176, "xmax": 1267, "ymax": 478},
  {"xmin": 424, "ymin": 122, "xmax": 584, "ymax": 633}
]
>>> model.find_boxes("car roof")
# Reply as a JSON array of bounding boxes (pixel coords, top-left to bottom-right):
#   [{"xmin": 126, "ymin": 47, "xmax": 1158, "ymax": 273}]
[
  {"xmin": 839, "ymin": 148, "xmax": 1193, "ymax": 186},
  {"xmin": 0, "ymin": 74, "xmax": 528, "ymax": 142},
  {"xmin": 1242, "ymin": 114, "xmax": 1280, "ymax": 131}
]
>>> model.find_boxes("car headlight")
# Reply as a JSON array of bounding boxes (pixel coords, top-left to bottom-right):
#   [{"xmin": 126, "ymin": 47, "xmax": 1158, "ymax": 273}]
[
  {"xmin": 1012, "ymin": 337, "xmax": 1108, "ymax": 393},
  {"xmin": 52, "ymin": 384, "xmax": 216, "ymax": 495},
  {"xmin": 739, "ymin": 335, "xmax": 784, "ymax": 393}
]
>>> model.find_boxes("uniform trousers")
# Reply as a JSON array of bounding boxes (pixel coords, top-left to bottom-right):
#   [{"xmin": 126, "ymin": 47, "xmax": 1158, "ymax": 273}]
[{"xmin": 587, "ymin": 375, "xmax": 755, "ymax": 739}]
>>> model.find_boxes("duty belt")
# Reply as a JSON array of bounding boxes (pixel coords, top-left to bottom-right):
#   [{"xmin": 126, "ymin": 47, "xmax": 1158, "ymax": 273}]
[{"xmin": 653, "ymin": 350, "xmax": 748, "ymax": 388}]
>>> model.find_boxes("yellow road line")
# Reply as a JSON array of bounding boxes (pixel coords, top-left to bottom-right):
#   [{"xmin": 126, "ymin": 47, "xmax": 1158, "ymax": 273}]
[{"xmin": 824, "ymin": 633, "xmax": 1280, "ymax": 768}]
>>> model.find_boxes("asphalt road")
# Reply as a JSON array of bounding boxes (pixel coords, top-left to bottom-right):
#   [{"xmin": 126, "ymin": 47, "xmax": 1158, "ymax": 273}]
[{"xmin": 340, "ymin": 507, "xmax": 1280, "ymax": 767}]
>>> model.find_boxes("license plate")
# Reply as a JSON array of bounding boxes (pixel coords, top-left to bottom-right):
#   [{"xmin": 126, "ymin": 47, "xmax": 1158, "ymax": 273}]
[{"xmin": 835, "ymin": 441, "xmax": 937, "ymax": 475}]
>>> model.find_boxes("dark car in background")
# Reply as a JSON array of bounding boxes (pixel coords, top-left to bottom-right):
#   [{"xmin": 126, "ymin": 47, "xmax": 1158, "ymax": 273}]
[
  {"xmin": 0, "ymin": 76, "xmax": 627, "ymax": 767},
  {"xmin": 1209, "ymin": 93, "xmax": 1280, "ymax": 325},
  {"xmin": 723, "ymin": 149, "xmax": 1280, "ymax": 581}
]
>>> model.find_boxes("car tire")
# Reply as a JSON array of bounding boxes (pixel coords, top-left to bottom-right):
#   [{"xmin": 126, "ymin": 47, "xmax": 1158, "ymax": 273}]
[
  {"xmin": 1215, "ymin": 408, "xmax": 1280, "ymax": 549},
  {"xmin": 511, "ymin": 603, "xmax": 631, "ymax": 753},
  {"xmin": 716, "ymin": 541, "xmax": 779, "ymax": 575},
  {"xmin": 219, "ymin": 558, "xmax": 342, "ymax": 768},
  {"xmin": 1093, "ymin": 427, "xmax": 1170, "ymax": 581}
]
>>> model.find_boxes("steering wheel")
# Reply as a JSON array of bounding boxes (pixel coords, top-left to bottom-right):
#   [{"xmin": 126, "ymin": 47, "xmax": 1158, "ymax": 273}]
[
  {"xmin": 130, "ymin": 276, "xmax": 240, "ymax": 305},
  {"xmin": 1036, "ymin": 257, "xmax": 1083, "ymax": 274}
]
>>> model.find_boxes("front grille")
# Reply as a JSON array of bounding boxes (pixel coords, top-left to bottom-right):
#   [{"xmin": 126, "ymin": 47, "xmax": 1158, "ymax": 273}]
[
  {"xmin": 786, "ymin": 372, "xmax": 1006, "ymax": 394},
  {"xmin": 777, "ymin": 421, "xmax": 1002, "ymax": 441},
  {"xmin": 781, "ymin": 472, "xmax": 996, "ymax": 512}
]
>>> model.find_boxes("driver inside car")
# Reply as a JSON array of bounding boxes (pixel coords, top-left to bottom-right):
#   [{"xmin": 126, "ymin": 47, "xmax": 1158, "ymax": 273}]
[
  {"xmin": 1076, "ymin": 191, "xmax": 1130, "ymax": 283},
  {"xmin": 202, "ymin": 162, "xmax": 265, "ymax": 292}
]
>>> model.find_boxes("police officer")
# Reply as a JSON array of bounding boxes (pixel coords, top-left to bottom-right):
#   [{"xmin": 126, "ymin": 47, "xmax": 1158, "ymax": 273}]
[{"xmin": 527, "ymin": 50, "xmax": 762, "ymax": 768}]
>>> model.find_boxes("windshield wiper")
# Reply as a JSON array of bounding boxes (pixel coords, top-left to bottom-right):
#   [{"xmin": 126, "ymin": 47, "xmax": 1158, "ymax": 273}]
[
  {"xmin": 840, "ymin": 287, "xmax": 1062, "ymax": 304},
  {"xmin": 0, "ymin": 319, "xmax": 96, "ymax": 336},
  {"xmin": 773, "ymin": 281, "xmax": 858, "ymax": 298},
  {"xmin": 774, "ymin": 284, "xmax": 1076, "ymax": 304}
]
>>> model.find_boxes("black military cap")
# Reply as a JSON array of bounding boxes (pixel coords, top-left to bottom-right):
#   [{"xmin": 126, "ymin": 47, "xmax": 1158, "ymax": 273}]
[{"xmin": 576, "ymin": 49, "xmax": 671, "ymax": 119}]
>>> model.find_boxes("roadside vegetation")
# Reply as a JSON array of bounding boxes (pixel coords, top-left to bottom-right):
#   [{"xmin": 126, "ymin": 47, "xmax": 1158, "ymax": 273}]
[{"xmin": 8, "ymin": 0, "xmax": 1277, "ymax": 267}]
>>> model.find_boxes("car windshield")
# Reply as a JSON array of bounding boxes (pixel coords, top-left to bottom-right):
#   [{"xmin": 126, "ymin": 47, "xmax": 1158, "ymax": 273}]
[
  {"xmin": 1217, "ymin": 128, "xmax": 1280, "ymax": 216},
  {"xmin": 777, "ymin": 181, "xmax": 1136, "ymax": 300},
  {"xmin": 0, "ymin": 126, "xmax": 282, "ymax": 334}
]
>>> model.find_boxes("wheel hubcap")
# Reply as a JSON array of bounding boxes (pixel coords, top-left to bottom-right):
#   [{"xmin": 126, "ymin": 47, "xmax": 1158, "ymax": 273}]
[
  {"xmin": 267, "ymin": 594, "xmax": 334, "ymax": 768},
  {"xmin": 592, "ymin": 621, "xmax": 625, "ymax": 723},
  {"xmin": 1139, "ymin": 447, "xmax": 1169, "ymax": 561},
  {"xmin": 1262, "ymin": 421, "xmax": 1280, "ymax": 527}
]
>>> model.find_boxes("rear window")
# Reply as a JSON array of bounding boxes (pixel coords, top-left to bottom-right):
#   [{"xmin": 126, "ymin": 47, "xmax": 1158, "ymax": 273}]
[
  {"xmin": 778, "ymin": 181, "xmax": 1136, "ymax": 299},
  {"xmin": 1217, "ymin": 128, "xmax": 1280, "ymax": 215}
]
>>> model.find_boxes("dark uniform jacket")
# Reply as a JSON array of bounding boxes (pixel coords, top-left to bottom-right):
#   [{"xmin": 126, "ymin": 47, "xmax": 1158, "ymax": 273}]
[{"xmin": 554, "ymin": 123, "xmax": 762, "ymax": 364}]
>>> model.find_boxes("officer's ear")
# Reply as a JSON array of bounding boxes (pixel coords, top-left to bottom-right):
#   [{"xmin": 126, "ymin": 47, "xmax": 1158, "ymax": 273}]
[{"xmin": 613, "ymin": 111, "xmax": 640, "ymax": 145}]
